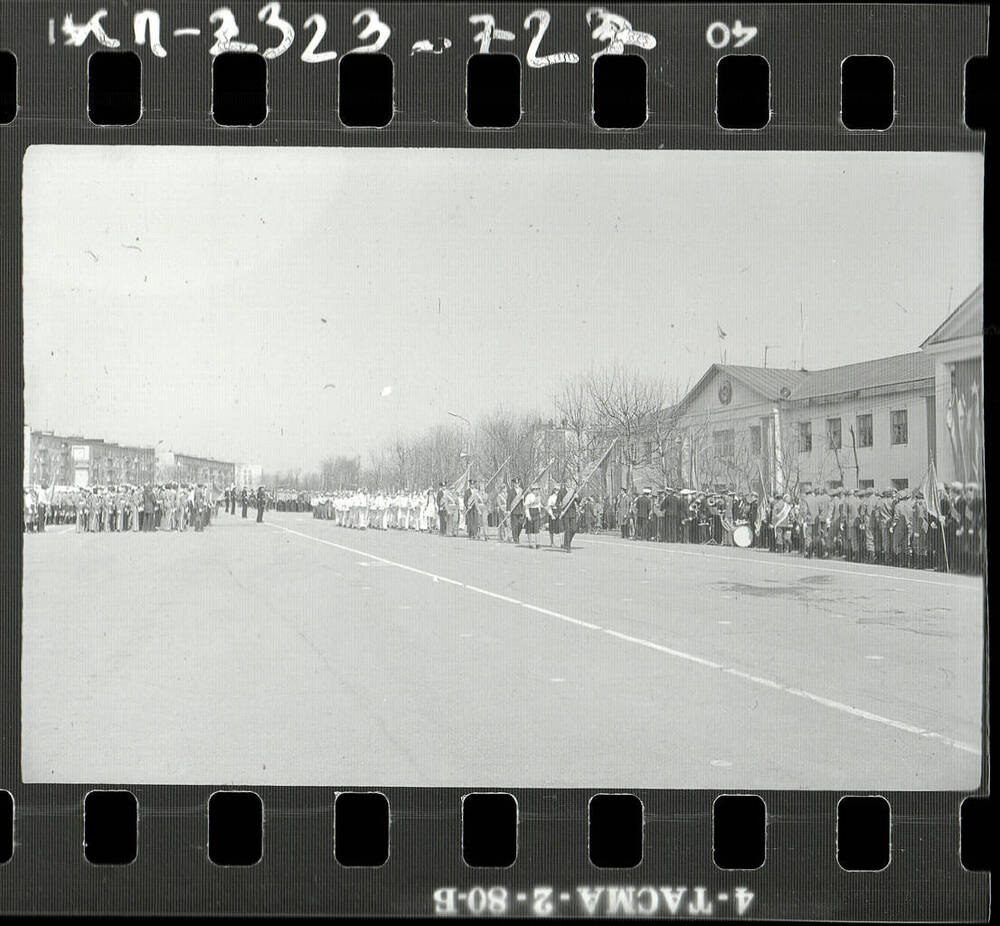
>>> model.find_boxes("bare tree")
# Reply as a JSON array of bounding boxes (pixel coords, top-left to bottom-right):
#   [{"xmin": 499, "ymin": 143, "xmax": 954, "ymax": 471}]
[
  {"xmin": 554, "ymin": 376, "xmax": 602, "ymax": 487},
  {"xmin": 473, "ymin": 408, "xmax": 547, "ymax": 489},
  {"xmin": 585, "ymin": 364, "xmax": 668, "ymax": 490}
]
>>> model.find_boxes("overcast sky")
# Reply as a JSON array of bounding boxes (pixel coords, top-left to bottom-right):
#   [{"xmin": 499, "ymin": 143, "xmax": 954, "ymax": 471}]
[{"xmin": 23, "ymin": 146, "xmax": 982, "ymax": 472}]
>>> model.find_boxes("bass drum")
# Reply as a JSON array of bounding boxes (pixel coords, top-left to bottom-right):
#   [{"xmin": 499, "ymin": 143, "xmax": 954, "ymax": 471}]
[{"xmin": 733, "ymin": 524, "xmax": 753, "ymax": 548}]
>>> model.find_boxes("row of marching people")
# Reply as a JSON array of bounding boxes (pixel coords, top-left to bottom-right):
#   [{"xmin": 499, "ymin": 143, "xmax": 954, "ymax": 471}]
[
  {"xmin": 310, "ymin": 480, "xmax": 585, "ymax": 551},
  {"xmin": 24, "ymin": 483, "xmax": 220, "ymax": 533}
]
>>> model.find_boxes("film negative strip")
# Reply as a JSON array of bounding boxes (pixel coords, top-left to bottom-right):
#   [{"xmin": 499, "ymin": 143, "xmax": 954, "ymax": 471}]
[{"xmin": 0, "ymin": 1, "xmax": 991, "ymax": 919}]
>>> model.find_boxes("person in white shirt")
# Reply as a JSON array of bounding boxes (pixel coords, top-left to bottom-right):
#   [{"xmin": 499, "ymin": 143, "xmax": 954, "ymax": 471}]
[{"xmin": 523, "ymin": 484, "xmax": 543, "ymax": 549}]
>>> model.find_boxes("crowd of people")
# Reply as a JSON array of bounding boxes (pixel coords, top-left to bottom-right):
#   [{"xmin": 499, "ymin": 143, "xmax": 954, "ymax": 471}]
[
  {"xmin": 27, "ymin": 473, "xmax": 984, "ymax": 575},
  {"xmin": 311, "ymin": 480, "xmax": 585, "ymax": 551},
  {"xmin": 309, "ymin": 479, "xmax": 985, "ymax": 573},
  {"xmin": 604, "ymin": 482, "xmax": 985, "ymax": 575},
  {"xmin": 23, "ymin": 483, "xmax": 270, "ymax": 533}
]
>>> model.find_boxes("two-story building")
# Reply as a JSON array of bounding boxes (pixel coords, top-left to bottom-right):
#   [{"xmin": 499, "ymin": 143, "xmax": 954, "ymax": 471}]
[{"xmin": 671, "ymin": 290, "xmax": 982, "ymax": 495}]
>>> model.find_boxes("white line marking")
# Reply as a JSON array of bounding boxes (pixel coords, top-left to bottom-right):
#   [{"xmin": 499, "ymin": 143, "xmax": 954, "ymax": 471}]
[
  {"xmin": 583, "ymin": 536, "xmax": 980, "ymax": 592},
  {"xmin": 271, "ymin": 522, "xmax": 982, "ymax": 758},
  {"xmin": 604, "ymin": 629, "xmax": 724, "ymax": 669},
  {"xmin": 172, "ymin": 27, "xmax": 201, "ymax": 36}
]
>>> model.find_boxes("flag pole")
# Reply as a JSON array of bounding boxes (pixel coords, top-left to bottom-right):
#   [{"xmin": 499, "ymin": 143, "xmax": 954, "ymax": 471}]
[
  {"xmin": 558, "ymin": 439, "xmax": 618, "ymax": 519},
  {"xmin": 482, "ymin": 454, "xmax": 512, "ymax": 493},
  {"xmin": 499, "ymin": 457, "xmax": 555, "ymax": 527}
]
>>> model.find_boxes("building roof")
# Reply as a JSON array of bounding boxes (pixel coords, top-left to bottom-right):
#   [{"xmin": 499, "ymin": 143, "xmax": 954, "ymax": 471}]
[
  {"xmin": 675, "ymin": 363, "xmax": 808, "ymax": 414},
  {"xmin": 679, "ymin": 351, "xmax": 935, "ymax": 413},
  {"xmin": 789, "ymin": 351, "xmax": 935, "ymax": 401},
  {"xmin": 722, "ymin": 365, "xmax": 810, "ymax": 399},
  {"xmin": 920, "ymin": 283, "xmax": 983, "ymax": 348}
]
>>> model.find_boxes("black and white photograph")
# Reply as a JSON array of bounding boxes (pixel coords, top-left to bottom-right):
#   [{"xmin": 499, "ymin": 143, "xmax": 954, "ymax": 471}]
[{"xmin": 21, "ymin": 144, "xmax": 985, "ymax": 791}]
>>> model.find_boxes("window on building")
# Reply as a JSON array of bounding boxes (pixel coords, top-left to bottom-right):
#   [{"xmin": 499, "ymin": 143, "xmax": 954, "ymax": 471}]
[
  {"xmin": 827, "ymin": 480, "xmax": 843, "ymax": 490},
  {"xmin": 856, "ymin": 413, "xmax": 873, "ymax": 448},
  {"xmin": 890, "ymin": 409, "xmax": 908, "ymax": 445},
  {"xmin": 891, "ymin": 478, "xmax": 909, "ymax": 490},
  {"xmin": 750, "ymin": 425, "xmax": 761, "ymax": 454},
  {"xmin": 859, "ymin": 478, "xmax": 875, "ymax": 489},
  {"xmin": 713, "ymin": 429, "xmax": 734, "ymax": 459},
  {"xmin": 826, "ymin": 417, "xmax": 842, "ymax": 450},
  {"xmin": 799, "ymin": 421, "xmax": 812, "ymax": 453},
  {"xmin": 644, "ymin": 440, "xmax": 655, "ymax": 463}
]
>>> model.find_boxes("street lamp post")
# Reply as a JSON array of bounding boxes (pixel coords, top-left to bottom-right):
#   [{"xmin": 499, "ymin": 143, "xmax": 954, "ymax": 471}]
[{"xmin": 448, "ymin": 411, "xmax": 473, "ymax": 465}]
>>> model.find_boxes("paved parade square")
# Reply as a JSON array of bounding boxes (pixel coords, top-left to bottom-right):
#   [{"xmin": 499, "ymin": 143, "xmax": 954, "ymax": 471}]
[{"xmin": 22, "ymin": 512, "xmax": 983, "ymax": 790}]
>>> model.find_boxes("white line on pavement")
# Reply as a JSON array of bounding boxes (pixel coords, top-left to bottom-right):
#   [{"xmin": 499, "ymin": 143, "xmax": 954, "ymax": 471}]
[
  {"xmin": 582, "ymin": 536, "xmax": 981, "ymax": 592},
  {"xmin": 271, "ymin": 522, "xmax": 982, "ymax": 757}
]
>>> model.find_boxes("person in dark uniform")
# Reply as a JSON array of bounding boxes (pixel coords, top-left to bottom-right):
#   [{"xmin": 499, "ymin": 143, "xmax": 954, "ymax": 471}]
[
  {"xmin": 747, "ymin": 492, "xmax": 760, "ymax": 547},
  {"xmin": 800, "ymin": 488, "xmax": 817, "ymax": 557},
  {"xmin": 635, "ymin": 487, "xmax": 651, "ymax": 540},
  {"xmin": 664, "ymin": 489, "xmax": 680, "ymax": 543},
  {"xmin": 142, "ymin": 482, "xmax": 156, "ymax": 531},
  {"xmin": 241, "ymin": 487, "xmax": 249, "ymax": 518},
  {"xmin": 558, "ymin": 484, "xmax": 580, "ymax": 552},
  {"xmin": 508, "ymin": 478, "xmax": 524, "ymax": 544},
  {"xmin": 256, "ymin": 486, "xmax": 265, "ymax": 523}
]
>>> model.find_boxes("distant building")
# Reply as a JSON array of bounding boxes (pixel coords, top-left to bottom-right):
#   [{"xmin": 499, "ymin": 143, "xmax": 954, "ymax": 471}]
[
  {"xmin": 156, "ymin": 449, "xmax": 235, "ymax": 488},
  {"xmin": 235, "ymin": 463, "xmax": 263, "ymax": 488},
  {"xmin": 26, "ymin": 431, "xmax": 155, "ymax": 488},
  {"xmin": 670, "ymin": 288, "xmax": 982, "ymax": 495}
]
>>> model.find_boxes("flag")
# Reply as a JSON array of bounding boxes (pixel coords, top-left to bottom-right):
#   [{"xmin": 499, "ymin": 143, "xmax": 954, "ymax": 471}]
[
  {"xmin": 920, "ymin": 460, "xmax": 949, "ymax": 573},
  {"xmin": 558, "ymin": 440, "xmax": 617, "ymax": 517},
  {"xmin": 945, "ymin": 393, "xmax": 965, "ymax": 483},
  {"xmin": 450, "ymin": 463, "xmax": 471, "ymax": 495},
  {"xmin": 970, "ymin": 378, "xmax": 983, "ymax": 484},
  {"xmin": 956, "ymin": 391, "xmax": 970, "ymax": 482},
  {"xmin": 754, "ymin": 461, "xmax": 768, "ymax": 533},
  {"xmin": 482, "ymin": 454, "xmax": 512, "ymax": 493},
  {"xmin": 920, "ymin": 460, "xmax": 942, "ymax": 523},
  {"xmin": 504, "ymin": 458, "xmax": 554, "ymax": 519}
]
